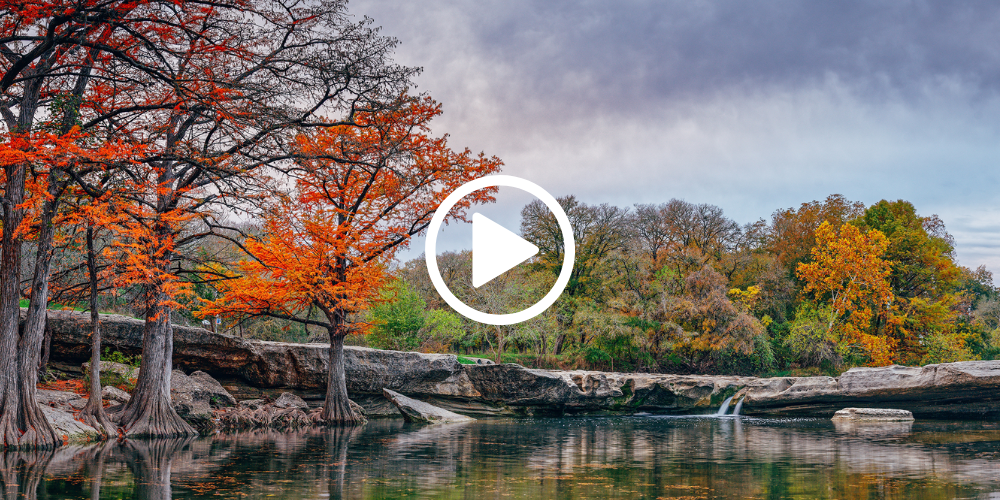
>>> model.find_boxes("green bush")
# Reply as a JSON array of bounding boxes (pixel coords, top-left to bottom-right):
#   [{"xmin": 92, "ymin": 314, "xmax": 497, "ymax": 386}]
[{"xmin": 367, "ymin": 279, "xmax": 426, "ymax": 351}]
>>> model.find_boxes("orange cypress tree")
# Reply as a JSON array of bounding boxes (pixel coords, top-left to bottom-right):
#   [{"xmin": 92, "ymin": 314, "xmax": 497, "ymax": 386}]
[{"xmin": 201, "ymin": 95, "xmax": 502, "ymax": 423}]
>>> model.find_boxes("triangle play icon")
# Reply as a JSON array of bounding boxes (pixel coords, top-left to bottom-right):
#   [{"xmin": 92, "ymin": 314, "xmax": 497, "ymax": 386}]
[{"xmin": 471, "ymin": 213, "xmax": 539, "ymax": 288}]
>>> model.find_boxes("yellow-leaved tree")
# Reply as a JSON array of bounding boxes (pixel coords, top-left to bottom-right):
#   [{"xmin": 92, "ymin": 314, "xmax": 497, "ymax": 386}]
[{"xmin": 796, "ymin": 222, "xmax": 896, "ymax": 366}]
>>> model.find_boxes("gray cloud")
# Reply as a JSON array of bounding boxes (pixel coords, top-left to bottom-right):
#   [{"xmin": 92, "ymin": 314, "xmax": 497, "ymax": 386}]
[{"xmin": 355, "ymin": 0, "xmax": 1000, "ymax": 274}]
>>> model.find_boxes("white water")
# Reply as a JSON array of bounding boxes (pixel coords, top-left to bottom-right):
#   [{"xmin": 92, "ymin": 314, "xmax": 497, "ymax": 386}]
[
  {"xmin": 715, "ymin": 395, "xmax": 735, "ymax": 416},
  {"xmin": 732, "ymin": 397, "xmax": 744, "ymax": 416}
]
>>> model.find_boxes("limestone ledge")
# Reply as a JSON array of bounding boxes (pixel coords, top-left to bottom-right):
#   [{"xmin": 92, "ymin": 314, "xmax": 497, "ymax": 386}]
[{"xmin": 43, "ymin": 309, "xmax": 1000, "ymax": 419}]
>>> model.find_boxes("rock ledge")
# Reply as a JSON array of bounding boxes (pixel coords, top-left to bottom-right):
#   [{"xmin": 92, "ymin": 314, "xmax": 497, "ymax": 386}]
[{"xmin": 832, "ymin": 407, "xmax": 915, "ymax": 421}]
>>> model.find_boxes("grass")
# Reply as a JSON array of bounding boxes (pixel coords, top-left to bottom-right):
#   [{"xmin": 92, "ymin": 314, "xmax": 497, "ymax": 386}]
[{"xmin": 19, "ymin": 298, "xmax": 87, "ymax": 311}]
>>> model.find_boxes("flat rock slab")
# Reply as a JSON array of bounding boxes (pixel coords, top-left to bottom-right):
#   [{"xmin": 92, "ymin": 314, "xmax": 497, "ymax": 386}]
[
  {"xmin": 832, "ymin": 407, "xmax": 915, "ymax": 421},
  {"xmin": 383, "ymin": 389, "xmax": 475, "ymax": 424}
]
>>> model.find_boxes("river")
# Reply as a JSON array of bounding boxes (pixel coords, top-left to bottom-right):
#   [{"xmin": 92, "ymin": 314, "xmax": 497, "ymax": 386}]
[{"xmin": 8, "ymin": 416, "xmax": 1000, "ymax": 498}]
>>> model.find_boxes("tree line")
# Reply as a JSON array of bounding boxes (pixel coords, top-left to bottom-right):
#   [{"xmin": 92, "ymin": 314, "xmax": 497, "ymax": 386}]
[{"xmin": 370, "ymin": 194, "xmax": 998, "ymax": 375}]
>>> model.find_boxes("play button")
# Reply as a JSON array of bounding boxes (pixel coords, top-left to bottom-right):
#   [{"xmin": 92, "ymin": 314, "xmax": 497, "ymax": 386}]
[
  {"xmin": 425, "ymin": 175, "xmax": 575, "ymax": 325},
  {"xmin": 471, "ymin": 213, "xmax": 539, "ymax": 287}
]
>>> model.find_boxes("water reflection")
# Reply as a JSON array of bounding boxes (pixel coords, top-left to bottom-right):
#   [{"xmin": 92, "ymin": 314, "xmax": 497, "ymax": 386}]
[{"xmin": 4, "ymin": 417, "xmax": 999, "ymax": 499}]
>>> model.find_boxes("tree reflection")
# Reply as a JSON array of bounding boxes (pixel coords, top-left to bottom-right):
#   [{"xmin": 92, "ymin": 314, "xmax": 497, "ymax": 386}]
[{"xmin": 0, "ymin": 449, "xmax": 53, "ymax": 500}]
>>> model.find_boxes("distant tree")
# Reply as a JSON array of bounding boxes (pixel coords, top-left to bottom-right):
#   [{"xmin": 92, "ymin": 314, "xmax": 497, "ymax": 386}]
[{"xmin": 521, "ymin": 196, "xmax": 630, "ymax": 353}]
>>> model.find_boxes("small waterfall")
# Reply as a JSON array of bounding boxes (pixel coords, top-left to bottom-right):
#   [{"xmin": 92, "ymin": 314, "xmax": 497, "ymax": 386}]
[
  {"xmin": 732, "ymin": 397, "xmax": 744, "ymax": 416},
  {"xmin": 715, "ymin": 395, "xmax": 735, "ymax": 416}
]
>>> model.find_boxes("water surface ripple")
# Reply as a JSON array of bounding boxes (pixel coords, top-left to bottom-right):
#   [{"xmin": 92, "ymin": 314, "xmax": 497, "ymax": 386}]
[{"xmin": 6, "ymin": 416, "xmax": 1000, "ymax": 498}]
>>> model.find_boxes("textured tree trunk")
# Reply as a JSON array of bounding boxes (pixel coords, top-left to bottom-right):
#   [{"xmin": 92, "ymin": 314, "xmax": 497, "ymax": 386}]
[
  {"xmin": 553, "ymin": 333, "xmax": 566, "ymax": 355},
  {"xmin": 79, "ymin": 226, "xmax": 115, "ymax": 436},
  {"xmin": 0, "ymin": 161, "xmax": 26, "ymax": 448},
  {"xmin": 16, "ymin": 195, "xmax": 62, "ymax": 449},
  {"xmin": 116, "ymin": 282, "xmax": 194, "ymax": 438},
  {"xmin": 321, "ymin": 329, "xmax": 362, "ymax": 424}
]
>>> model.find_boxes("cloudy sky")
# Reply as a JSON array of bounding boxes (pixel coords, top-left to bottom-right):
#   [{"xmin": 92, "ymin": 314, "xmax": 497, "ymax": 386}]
[{"xmin": 352, "ymin": 0, "xmax": 1000, "ymax": 275}]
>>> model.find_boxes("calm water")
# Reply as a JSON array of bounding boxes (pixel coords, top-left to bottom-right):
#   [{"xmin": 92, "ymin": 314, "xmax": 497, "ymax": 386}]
[{"xmin": 6, "ymin": 416, "xmax": 1000, "ymax": 499}]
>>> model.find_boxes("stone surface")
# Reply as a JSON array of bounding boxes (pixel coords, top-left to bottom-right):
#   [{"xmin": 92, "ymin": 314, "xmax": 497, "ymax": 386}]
[
  {"xmin": 39, "ymin": 405, "xmax": 98, "ymax": 443},
  {"xmin": 383, "ymin": 389, "xmax": 475, "ymax": 424},
  {"xmin": 273, "ymin": 392, "xmax": 309, "ymax": 410},
  {"xmin": 101, "ymin": 385, "xmax": 131, "ymax": 404},
  {"xmin": 82, "ymin": 360, "xmax": 139, "ymax": 381},
  {"xmin": 170, "ymin": 369, "xmax": 237, "ymax": 427},
  {"xmin": 42, "ymin": 309, "xmax": 1000, "ymax": 419},
  {"xmin": 37, "ymin": 389, "xmax": 88, "ymax": 412},
  {"xmin": 832, "ymin": 408, "xmax": 915, "ymax": 421}
]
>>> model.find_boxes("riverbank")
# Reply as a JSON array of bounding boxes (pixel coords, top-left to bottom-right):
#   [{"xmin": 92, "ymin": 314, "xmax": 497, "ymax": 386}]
[{"xmin": 37, "ymin": 309, "xmax": 1000, "ymax": 435}]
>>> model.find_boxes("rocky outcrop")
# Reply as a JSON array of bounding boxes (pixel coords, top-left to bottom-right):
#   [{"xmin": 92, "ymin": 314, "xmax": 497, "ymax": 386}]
[
  {"xmin": 171, "ymin": 370, "xmax": 237, "ymax": 429},
  {"xmin": 44, "ymin": 310, "xmax": 1000, "ymax": 419},
  {"xmin": 832, "ymin": 408, "xmax": 914, "ymax": 421},
  {"xmin": 744, "ymin": 362, "xmax": 1000, "ymax": 418},
  {"xmin": 384, "ymin": 389, "xmax": 475, "ymax": 424}
]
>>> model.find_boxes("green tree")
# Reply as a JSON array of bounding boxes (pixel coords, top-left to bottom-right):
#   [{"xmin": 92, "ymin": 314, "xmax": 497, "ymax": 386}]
[{"xmin": 367, "ymin": 280, "xmax": 427, "ymax": 351}]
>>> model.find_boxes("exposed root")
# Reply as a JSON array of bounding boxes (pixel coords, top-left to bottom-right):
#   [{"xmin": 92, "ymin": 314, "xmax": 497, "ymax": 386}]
[
  {"xmin": 0, "ymin": 410, "xmax": 21, "ymax": 450},
  {"xmin": 119, "ymin": 395, "xmax": 195, "ymax": 439},
  {"xmin": 79, "ymin": 396, "xmax": 117, "ymax": 438}
]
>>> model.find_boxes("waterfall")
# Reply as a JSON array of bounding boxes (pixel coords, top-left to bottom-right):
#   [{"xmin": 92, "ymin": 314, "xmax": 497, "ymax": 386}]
[
  {"xmin": 715, "ymin": 395, "xmax": 735, "ymax": 416},
  {"xmin": 732, "ymin": 397, "xmax": 744, "ymax": 416}
]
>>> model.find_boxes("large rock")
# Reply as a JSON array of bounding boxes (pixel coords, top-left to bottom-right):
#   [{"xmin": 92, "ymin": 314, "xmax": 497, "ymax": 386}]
[
  {"xmin": 39, "ymin": 405, "xmax": 99, "ymax": 443},
  {"xmin": 42, "ymin": 309, "xmax": 1000, "ymax": 419},
  {"xmin": 383, "ymin": 389, "xmax": 475, "ymax": 424},
  {"xmin": 832, "ymin": 408, "xmax": 915, "ymax": 421},
  {"xmin": 171, "ymin": 370, "xmax": 237, "ymax": 428}
]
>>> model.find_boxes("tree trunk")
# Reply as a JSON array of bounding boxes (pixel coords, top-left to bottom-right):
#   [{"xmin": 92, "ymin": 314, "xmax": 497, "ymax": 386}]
[
  {"xmin": 321, "ymin": 330, "xmax": 362, "ymax": 424},
  {"xmin": 15, "ymin": 195, "xmax": 62, "ymax": 449},
  {"xmin": 0, "ymin": 161, "xmax": 26, "ymax": 448},
  {"xmin": 79, "ymin": 226, "xmax": 115, "ymax": 436},
  {"xmin": 553, "ymin": 333, "xmax": 566, "ymax": 355},
  {"xmin": 116, "ymin": 284, "xmax": 195, "ymax": 438}
]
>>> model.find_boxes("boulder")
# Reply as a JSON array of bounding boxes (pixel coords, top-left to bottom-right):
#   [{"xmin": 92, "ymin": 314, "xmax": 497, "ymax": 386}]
[
  {"xmin": 383, "ymin": 389, "xmax": 475, "ymax": 424},
  {"xmin": 171, "ymin": 369, "xmax": 237, "ymax": 427},
  {"xmin": 39, "ymin": 405, "xmax": 98, "ymax": 443},
  {"xmin": 273, "ymin": 392, "xmax": 309, "ymax": 410},
  {"xmin": 82, "ymin": 360, "xmax": 139, "ymax": 382},
  {"xmin": 37, "ymin": 389, "xmax": 87, "ymax": 411},
  {"xmin": 101, "ymin": 385, "xmax": 131, "ymax": 405},
  {"xmin": 832, "ymin": 408, "xmax": 914, "ymax": 422}
]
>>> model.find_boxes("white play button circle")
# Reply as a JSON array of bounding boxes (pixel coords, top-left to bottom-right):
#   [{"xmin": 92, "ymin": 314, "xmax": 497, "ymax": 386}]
[
  {"xmin": 425, "ymin": 175, "xmax": 575, "ymax": 325},
  {"xmin": 471, "ymin": 213, "xmax": 539, "ymax": 288}
]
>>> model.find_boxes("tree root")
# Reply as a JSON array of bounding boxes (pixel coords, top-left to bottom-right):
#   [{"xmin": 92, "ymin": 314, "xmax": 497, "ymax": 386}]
[
  {"xmin": 79, "ymin": 396, "xmax": 116, "ymax": 438},
  {"xmin": 119, "ymin": 395, "xmax": 196, "ymax": 439}
]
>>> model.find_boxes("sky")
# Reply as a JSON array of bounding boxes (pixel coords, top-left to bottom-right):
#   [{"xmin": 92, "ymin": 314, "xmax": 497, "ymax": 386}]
[{"xmin": 351, "ymin": 0, "xmax": 1000, "ymax": 275}]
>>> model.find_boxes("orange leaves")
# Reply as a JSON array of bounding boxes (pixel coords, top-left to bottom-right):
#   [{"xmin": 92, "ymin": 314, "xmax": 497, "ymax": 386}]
[
  {"xmin": 797, "ymin": 222, "xmax": 895, "ymax": 365},
  {"xmin": 202, "ymin": 94, "xmax": 502, "ymax": 331}
]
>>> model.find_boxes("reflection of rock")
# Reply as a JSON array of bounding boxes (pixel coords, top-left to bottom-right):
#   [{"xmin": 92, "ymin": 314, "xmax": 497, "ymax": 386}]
[
  {"xmin": 832, "ymin": 407, "xmax": 914, "ymax": 421},
  {"xmin": 383, "ymin": 389, "xmax": 475, "ymax": 423},
  {"xmin": 833, "ymin": 420, "xmax": 914, "ymax": 437},
  {"xmin": 39, "ymin": 405, "xmax": 98, "ymax": 443}
]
